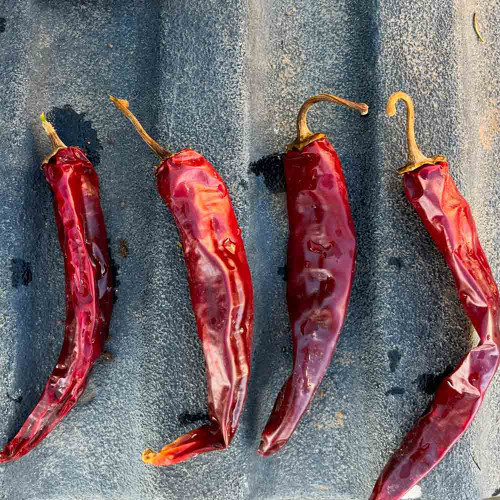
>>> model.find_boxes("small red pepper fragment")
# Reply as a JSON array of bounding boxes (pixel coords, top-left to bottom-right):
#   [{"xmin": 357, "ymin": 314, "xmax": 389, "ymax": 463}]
[
  {"xmin": 370, "ymin": 92, "xmax": 500, "ymax": 500},
  {"xmin": 110, "ymin": 97, "xmax": 254, "ymax": 466},
  {"xmin": 0, "ymin": 114, "xmax": 114, "ymax": 462},
  {"xmin": 258, "ymin": 94, "xmax": 368, "ymax": 457}
]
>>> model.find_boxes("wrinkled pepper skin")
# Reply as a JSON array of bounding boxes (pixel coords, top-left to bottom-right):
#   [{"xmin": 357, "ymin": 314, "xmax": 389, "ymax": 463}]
[
  {"xmin": 258, "ymin": 138, "xmax": 356, "ymax": 456},
  {"xmin": 0, "ymin": 147, "xmax": 113, "ymax": 462},
  {"xmin": 370, "ymin": 162, "xmax": 500, "ymax": 500},
  {"xmin": 142, "ymin": 148, "xmax": 254, "ymax": 466}
]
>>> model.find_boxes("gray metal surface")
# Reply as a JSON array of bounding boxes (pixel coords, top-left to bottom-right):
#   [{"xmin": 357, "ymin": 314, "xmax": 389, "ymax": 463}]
[{"xmin": 0, "ymin": 0, "xmax": 499, "ymax": 499}]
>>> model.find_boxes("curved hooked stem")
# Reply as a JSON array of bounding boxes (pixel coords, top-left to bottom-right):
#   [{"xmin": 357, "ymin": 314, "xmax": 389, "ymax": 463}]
[
  {"xmin": 386, "ymin": 91, "xmax": 445, "ymax": 174},
  {"xmin": 109, "ymin": 96, "xmax": 172, "ymax": 160},
  {"xmin": 40, "ymin": 113, "xmax": 67, "ymax": 164},
  {"xmin": 287, "ymin": 93, "xmax": 369, "ymax": 152}
]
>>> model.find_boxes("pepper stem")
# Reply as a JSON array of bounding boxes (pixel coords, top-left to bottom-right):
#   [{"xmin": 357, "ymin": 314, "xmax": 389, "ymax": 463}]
[
  {"xmin": 386, "ymin": 91, "xmax": 445, "ymax": 174},
  {"xmin": 40, "ymin": 113, "xmax": 67, "ymax": 164},
  {"xmin": 287, "ymin": 93, "xmax": 369, "ymax": 152},
  {"xmin": 109, "ymin": 96, "xmax": 172, "ymax": 160}
]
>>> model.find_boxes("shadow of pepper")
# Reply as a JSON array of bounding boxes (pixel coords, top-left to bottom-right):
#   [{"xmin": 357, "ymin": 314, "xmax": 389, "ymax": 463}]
[
  {"xmin": 4, "ymin": 125, "xmax": 61, "ymax": 441},
  {"xmin": 249, "ymin": 153, "xmax": 286, "ymax": 194},
  {"xmin": 243, "ymin": 154, "xmax": 288, "ymax": 455},
  {"xmin": 46, "ymin": 105, "xmax": 102, "ymax": 166},
  {"xmin": 395, "ymin": 173, "xmax": 470, "ymax": 373}
]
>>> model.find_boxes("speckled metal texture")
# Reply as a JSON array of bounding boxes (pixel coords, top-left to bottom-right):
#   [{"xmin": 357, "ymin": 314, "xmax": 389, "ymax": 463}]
[{"xmin": 0, "ymin": 1, "xmax": 499, "ymax": 499}]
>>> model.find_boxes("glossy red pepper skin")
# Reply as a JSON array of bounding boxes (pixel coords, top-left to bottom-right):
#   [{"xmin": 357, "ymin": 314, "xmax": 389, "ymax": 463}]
[
  {"xmin": 370, "ymin": 162, "xmax": 500, "ymax": 500},
  {"xmin": 142, "ymin": 148, "xmax": 254, "ymax": 466},
  {"xmin": 0, "ymin": 146, "xmax": 113, "ymax": 462},
  {"xmin": 258, "ymin": 138, "xmax": 356, "ymax": 456}
]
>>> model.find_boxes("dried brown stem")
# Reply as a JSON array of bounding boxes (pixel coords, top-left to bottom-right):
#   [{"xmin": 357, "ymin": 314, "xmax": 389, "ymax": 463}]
[
  {"xmin": 287, "ymin": 93, "xmax": 369, "ymax": 152},
  {"xmin": 40, "ymin": 113, "xmax": 67, "ymax": 164},
  {"xmin": 386, "ymin": 91, "xmax": 445, "ymax": 174},
  {"xmin": 110, "ymin": 96, "xmax": 172, "ymax": 160}
]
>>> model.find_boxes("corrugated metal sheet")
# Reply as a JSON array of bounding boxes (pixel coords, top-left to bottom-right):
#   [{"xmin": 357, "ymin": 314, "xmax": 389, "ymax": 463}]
[{"xmin": 1, "ymin": 1, "xmax": 499, "ymax": 498}]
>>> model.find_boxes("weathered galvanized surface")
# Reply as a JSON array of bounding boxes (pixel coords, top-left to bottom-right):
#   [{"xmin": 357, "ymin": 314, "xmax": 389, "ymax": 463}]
[{"xmin": 0, "ymin": 0, "xmax": 499, "ymax": 499}]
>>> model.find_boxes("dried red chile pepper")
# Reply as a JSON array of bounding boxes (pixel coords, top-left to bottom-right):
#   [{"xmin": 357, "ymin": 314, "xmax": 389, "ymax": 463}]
[
  {"xmin": 110, "ymin": 97, "xmax": 254, "ymax": 466},
  {"xmin": 370, "ymin": 92, "xmax": 500, "ymax": 500},
  {"xmin": 258, "ymin": 94, "xmax": 368, "ymax": 457},
  {"xmin": 0, "ymin": 115, "xmax": 113, "ymax": 462}
]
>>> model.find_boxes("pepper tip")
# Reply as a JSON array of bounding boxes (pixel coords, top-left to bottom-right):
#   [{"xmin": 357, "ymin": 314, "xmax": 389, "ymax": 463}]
[
  {"xmin": 141, "ymin": 448, "xmax": 157, "ymax": 464},
  {"xmin": 40, "ymin": 112, "xmax": 47, "ymax": 123}
]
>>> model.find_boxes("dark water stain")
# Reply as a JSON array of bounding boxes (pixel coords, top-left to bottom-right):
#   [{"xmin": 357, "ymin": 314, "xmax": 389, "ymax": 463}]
[
  {"xmin": 388, "ymin": 256, "xmax": 403, "ymax": 270},
  {"xmin": 46, "ymin": 105, "xmax": 102, "ymax": 166},
  {"xmin": 387, "ymin": 349, "xmax": 401, "ymax": 373},
  {"xmin": 281, "ymin": 343, "xmax": 292, "ymax": 355},
  {"xmin": 100, "ymin": 351, "xmax": 114, "ymax": 362},
  {"xmin": 78, "ymin": 385, "xmax": 97, "ymax": 406},
  {"xmin": 108, "ymin": 239, "xmax": 120, "ymax": 304},
  {"xmin": 10, "ymin": 258, "xmax": 33, "ymax": 287},
  {"xmin": 0, "ymin": 18, "xmax": 5, "ymax": 33},
  {"xmin": 492, "ymin": 487, "xmax": 500, "ymax": 497},
  {"xmin": 249, "ymin": 153, "xmax": 286, "ymax": 193},
  {"xmin": 277, "ymin": 264, "xmax": 287, "ymax": 281},
  {"xmin": 119, "ymin": 239, "xmax": 129, "ymax": 259},
  {"xmin": 178, "ymin": 411, "xmax": 210, "ymax": 425},
  {"xmin": 413, "ymin": 365, "xmax": 455, "ymax": 395},
  {"xmin": 6, "ymin": 391, "xmax": 22, "ymax": 403},
  {"xmin": 385, "ymin": 387, "xmax": 405, "ymax": 396}
]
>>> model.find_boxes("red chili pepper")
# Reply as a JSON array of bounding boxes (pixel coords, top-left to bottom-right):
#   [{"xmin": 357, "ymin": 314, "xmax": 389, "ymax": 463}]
[
  {"xmin": 258, "ymin": 94, "xmax": 368, "ymax": 457},
  {"xmin": 370, "ymin": 92, "xmax": 500, "ymax": 500},
  {"xmin": 110, "ymin": 97, "xmax": 254, "ymax": 466},
  {"xmin": 0, "ymin": 115, "xmax": 114, "ymax": 462}
]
